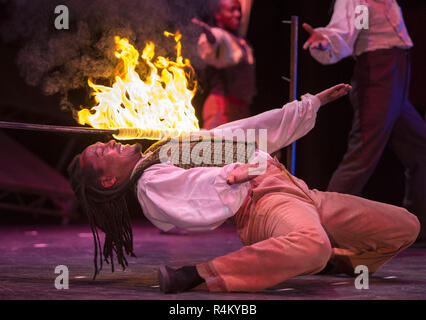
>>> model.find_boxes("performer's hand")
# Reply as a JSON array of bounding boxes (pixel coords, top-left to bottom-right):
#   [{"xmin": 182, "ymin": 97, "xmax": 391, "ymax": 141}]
[
  {"xmin": 192, "ymin": 18, "xmax": 211, "ymax": 31},
  {"xmin": 192, "ymin": 18, "xmax": 216, "ymax": 44},
  {"xmin": 315, "ymin": 84, "xmax": 352, "ymax": 106},
  {"xmin": 302, "ymin": 23, "xmax": 330, "ymax": 51},
  {"xmin": 226, "ymin": 163, "xmax": 261, "ymax": 185}
]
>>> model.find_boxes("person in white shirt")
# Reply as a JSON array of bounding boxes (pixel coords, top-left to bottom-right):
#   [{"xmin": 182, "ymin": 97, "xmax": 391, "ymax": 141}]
[
  {"xmin": 68, "ymin": 83, "xmax": 419, "ymax": 293},
  {"xmin": 192, "ymin": 0, "xmax": 256, "ymax": 129},
  {"xmin": 303, "ymin": 0, "xmax": 426, "ymax": 241}
]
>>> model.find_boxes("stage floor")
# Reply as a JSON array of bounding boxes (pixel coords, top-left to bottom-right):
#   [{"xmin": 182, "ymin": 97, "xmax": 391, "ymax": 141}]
[{"xmin": 0, "ymin": 222, "xmax": 425, "ymax": 300}]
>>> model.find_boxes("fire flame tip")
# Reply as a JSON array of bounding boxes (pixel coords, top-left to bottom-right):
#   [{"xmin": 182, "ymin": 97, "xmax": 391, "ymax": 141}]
[{"xmin": 77, "ymin": 32, "xmax": 199, "ymax": 138}]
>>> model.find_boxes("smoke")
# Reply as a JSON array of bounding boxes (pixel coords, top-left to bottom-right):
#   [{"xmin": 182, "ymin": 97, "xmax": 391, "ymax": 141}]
[{"xmin": 0, "ymin": 0, "xmax": 210, "ymax": 111}]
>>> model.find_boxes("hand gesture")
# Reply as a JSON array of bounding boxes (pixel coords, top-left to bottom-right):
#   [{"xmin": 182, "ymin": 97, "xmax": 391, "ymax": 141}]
[
  {"xmin": 192, "ymin": 18, "xmax": 212, "ymax": 32},
  {"xmin": 302, "ymin": 23, "xmax": 330, "ymax": 50},
  {"xmin": 315, "ymin": 84, "xmax": 352, "ymax": 106},
  {"xmin": 226, "ymin": 163, "xmax": 262, "ymax": 185},
  {"xmin": 192, "ymin": 18, "xmax": 216, "ymax": 44}
]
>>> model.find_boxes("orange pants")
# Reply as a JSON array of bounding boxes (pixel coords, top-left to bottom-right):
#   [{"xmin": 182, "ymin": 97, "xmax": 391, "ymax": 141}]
[{"xmin": 196, "ymin": 158, "xmax": 420, "ymax": 292}]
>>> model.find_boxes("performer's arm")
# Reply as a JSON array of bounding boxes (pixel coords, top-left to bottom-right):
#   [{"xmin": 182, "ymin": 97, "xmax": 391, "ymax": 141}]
[
  {"xmin": 209, "ymin": 84, "xmax": 351, "ymax": 154},
  {"xmin": 136, "ymin": 163, "xmax": 248, "ymax": 232},
  {"xmin": 193, "ymin": 18, "xmax": 243, "ymax": 68},
  {"xmin": 303, "ymin": 0, "xmax": 362, "ymax": 65},
  {"xmin": 192, "ymin": 18, "xmax": 216, "ymax": 44},
  {"xmin": 212, "ymin": 94, "xmax": 318, "ymax": 154}
]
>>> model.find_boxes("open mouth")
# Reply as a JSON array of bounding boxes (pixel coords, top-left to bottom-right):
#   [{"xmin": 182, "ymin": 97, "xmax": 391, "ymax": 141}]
[{"xmin": 115, "ymin": 143, "xmax": 124, "ymax": 153}]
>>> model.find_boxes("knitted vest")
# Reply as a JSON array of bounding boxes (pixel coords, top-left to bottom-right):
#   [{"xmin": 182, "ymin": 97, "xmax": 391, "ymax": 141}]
[{"xmin": 131, "ymin": 134, "xmax": 257, "ymax": 181}]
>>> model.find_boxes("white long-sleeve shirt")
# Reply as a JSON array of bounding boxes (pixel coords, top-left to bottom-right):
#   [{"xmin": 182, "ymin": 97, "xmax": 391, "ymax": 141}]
[
  {"xmin": 310, "ymin": 0, "xmax": 413, "ymax": 65},
  {"xmin": 197, "ymin": 27, "xmax": 256, "ymax": 102},
  {"xmin": 198, "ymin": 27, "xmax": 255, "ymax": 69},
  {"xmin": 136, "ymin": 94, "xmax": 321, "ymax": 232}
]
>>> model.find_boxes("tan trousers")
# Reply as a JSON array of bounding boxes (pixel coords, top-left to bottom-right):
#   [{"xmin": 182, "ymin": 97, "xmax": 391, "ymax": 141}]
[{"xmin": 196, "ymin": 158, "xmax": 420, "ymax": 292}]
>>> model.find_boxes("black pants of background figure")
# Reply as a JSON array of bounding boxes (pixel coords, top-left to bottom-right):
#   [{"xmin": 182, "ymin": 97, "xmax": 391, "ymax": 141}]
[{"xmin": 327, "ymin": 48, "xmax": 426, "ymax": 240}]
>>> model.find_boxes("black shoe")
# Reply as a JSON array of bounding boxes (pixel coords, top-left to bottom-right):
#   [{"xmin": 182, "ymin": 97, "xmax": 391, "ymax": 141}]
[
  {"xmin": 158, "ymin": 265, "xmax": 204, "ymax": 294},
  {"xmin": 412, "ymin": 238, "xmax": 426, "ymax": 248},
  {"xmin": 158, "ymin": 265, "xmax": 176, "ymax": 293},
  {"xmin": 316, "ymin": 262, "xmax": 339, "ymax": 275}
]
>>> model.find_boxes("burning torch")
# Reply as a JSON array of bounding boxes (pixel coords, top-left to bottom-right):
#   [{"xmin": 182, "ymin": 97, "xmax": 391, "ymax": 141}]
[
  {"xmin": 0, "ymin": 32, "xmax": 200, "ymax": 141},
  {"xmin": 0, "ymin": 121, "xmax": 179, "ymax": 140}
]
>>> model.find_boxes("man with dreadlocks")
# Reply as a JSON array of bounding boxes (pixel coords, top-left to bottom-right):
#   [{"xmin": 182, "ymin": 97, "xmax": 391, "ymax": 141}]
[{"xmin": 68, "ymin": 83, "xmax": 419, "ymax": 293}]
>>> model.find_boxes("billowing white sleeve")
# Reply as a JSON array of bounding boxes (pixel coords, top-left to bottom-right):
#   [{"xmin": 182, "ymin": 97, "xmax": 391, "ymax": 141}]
[
  {"xmin": 197, "ymin": 27, "xmax": 243, "ymax": 68},
  {"xmin": 136, "ymin": 163, "xmax": 250, "ymax": 232},
  {"xmin": 210, "ymin": 94, "xmax": 321, "ymax": 154},
  {"xmin": 309, "ymin": 0, "xmax": 362, "ymax": 65}
]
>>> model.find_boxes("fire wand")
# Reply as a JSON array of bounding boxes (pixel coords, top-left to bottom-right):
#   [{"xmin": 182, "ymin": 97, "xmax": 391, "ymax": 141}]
[{"xmin": 0, "ymin": 120, "xmax": 175, "ymax": 140}]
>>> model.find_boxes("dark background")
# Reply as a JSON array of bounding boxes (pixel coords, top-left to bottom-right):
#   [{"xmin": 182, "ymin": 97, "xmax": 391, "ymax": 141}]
[{"xmin": 0, "ymin": 0, "xmax": 425, "ymax": 223}]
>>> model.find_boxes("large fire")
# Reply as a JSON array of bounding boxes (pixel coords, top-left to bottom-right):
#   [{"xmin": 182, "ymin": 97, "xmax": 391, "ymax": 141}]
[{"xmin": 77, "ymin": 31, "xmax": 200, "ymax": 140}]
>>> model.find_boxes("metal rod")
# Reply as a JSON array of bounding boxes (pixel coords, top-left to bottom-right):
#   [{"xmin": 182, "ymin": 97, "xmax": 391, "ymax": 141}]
[
  {"xmin": 0, "ymin": 121, "xmax": 180, "ymax": 140},
  {"xmin": 0, "ymin": 120, "xmax": 118, "ymax": 135},
  {"xmin": 286, "ymin": 16, "xmax": 298, "ymax": 175}
]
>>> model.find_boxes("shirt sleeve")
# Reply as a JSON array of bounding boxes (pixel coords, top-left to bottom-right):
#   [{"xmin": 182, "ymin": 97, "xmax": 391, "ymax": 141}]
[
  {"xmin": 136, "ymin": 163, "xmax": 249, "ymax": 232},
  {"xmin": 309, "ymin": 0, "xmax": 362, "ymax": 64},
  {"xmin": 210, "ymin": 93, "xmax": 321, "ymax": 154},
  {"xmin": 197, "ymin": 27, "xmax": 243, "ymax": 68}
]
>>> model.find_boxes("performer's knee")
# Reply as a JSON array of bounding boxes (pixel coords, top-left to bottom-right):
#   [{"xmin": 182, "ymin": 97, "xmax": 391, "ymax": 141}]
[
  {"xmin": 401, "ymin": 210, "xmax": 421, "ymax": 245},
  {"xmin": 386, "ymin": 208, "xmax": 420, "ymax": 251},
  {"xmin": 303, "ymin": 231, "xmax": 333, "ymax": 273}
]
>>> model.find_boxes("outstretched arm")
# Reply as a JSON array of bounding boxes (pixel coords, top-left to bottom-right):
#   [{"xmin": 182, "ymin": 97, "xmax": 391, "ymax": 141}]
[
  {"xmin": 193, "ymin": 17, "xmax": 244, "ymax": 68},
  {"xmin": 302, "ymin": 0, "xmax": 362, "ymax": 65},
  {"xmin": 316, "ymin": 83, "xmax": 352, "ymax": 106},
  {"xmin": 211, "ymin": 84, "xmax": 351, "ymax": 154},
  {"xmin": 192, "ymin": 18, "xmax": 216, "ymax": 44}
]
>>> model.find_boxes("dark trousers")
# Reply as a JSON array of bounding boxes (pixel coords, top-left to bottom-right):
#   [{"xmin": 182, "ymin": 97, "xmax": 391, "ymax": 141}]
[{"xmin": 328, "ymin": 48, "xmax": 426, "ymax": 240}]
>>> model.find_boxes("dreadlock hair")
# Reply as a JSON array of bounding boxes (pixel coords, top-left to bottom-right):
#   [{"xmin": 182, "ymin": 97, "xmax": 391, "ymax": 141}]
[{"xmin": 68, "ymin": 154, "xmax": 140, "ymax": 279}]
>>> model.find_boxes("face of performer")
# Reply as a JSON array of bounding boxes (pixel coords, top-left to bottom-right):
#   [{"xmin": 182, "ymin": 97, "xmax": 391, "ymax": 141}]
[
  {"xmin": 80, "ymin": 140, "xmax": 142, "ymax": 189},
  {"xmin": 214, "ymin": 0, "xmax": 242, "ymax": 32}
]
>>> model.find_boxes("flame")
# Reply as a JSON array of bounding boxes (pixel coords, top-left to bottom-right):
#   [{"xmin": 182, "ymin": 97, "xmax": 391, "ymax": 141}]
[{"xmin": 77, "ymin": 31, "xmax": 199, "ymax": 140}]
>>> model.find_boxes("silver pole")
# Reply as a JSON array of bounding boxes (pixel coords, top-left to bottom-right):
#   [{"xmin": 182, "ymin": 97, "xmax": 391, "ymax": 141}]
[{"xmin": 282, "ymin": 16, "xmax": 299, "ymax": 175}]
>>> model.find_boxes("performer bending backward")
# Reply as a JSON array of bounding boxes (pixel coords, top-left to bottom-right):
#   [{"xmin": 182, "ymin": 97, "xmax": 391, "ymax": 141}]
[
  {"xmin": 68, "ymin": 84, "xmax": 420, "ymax": 293},
  {"xmin": 192, "ymin": 0, "xmax": 256, "ymax": 129},
  {"xmin": 303, "ymin": 0, "xmax": 426, "ymax": 240}
]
